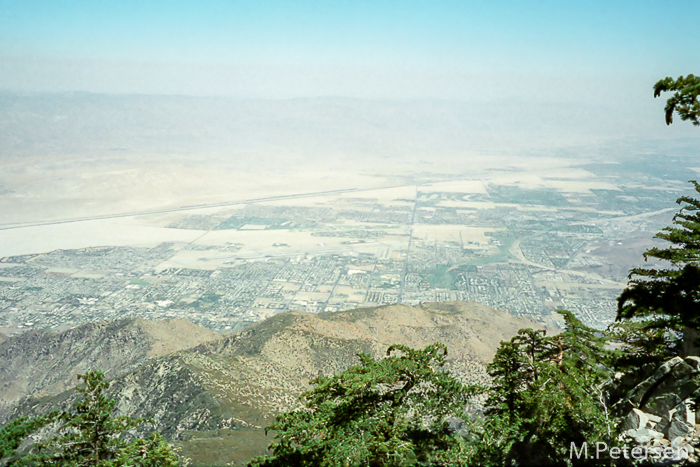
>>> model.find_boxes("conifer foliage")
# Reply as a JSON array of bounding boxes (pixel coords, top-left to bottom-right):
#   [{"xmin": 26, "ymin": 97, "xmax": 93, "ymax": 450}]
[
  {"xmin": 476, "ymin": 311, "xmax": 615, "ymax": 466},
  {"xmin": 617, "ymin": 181, "xmax": 700, "ymax": 355},
  {"xmin": 0, "ymin": 412, "xmax": 58, "ymax": 465},
  {"xmin": 654, "ymin": 74, "xmax": 700, "ymax": 126},
  {"xmin": 15, "ymin": 371, "xmax": 180, "ymax": 467},
  {"xmin": 249, "ymin": 343, "xmax": 479, "ymax": 467}
]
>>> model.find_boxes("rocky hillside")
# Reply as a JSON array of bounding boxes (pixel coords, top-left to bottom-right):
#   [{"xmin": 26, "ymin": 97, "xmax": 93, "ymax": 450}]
[
  {"xmin": 0, "ymin": 318, "xmax": 220, "ymax": 419},
  {"xmin": 1, "ymin": 301, "xmax": 545, "ymax": 466},
  {"xmin": 618, "ymin": 356, "xmax": 700, "ymax": 463}
]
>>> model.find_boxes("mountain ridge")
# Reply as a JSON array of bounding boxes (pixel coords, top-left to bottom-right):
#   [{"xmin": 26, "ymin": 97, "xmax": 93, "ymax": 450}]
[
  {"xmin": 0, "ymin": 317, "xmax": 220, "ymax": 418},
  {"xmin": 1, "ymin": 301, "xmax": 546, "ymax": 466}
]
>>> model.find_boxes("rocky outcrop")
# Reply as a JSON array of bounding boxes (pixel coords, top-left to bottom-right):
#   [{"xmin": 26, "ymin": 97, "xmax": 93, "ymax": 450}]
[{"xmin": 619, "ymin": 356, "xmax": 700, "ymax": 464}]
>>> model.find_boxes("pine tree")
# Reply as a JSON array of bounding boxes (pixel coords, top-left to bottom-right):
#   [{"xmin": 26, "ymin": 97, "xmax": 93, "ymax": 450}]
[
  {"xmin": 0, "ymin": 412, "xmax": 58, "ymax": 466},
  {"xmin": 478, "ymin": 311, "xmax": 615, "ymax": 466},
  {"xmin": 249, "ymin": 343, "xmax": 479, "ymax": 467},
  {"xmin": 654, "ymin": 74, "xmax": 700, "ymax": 126},
  {"xmin": 26, "ymin": 371, "xmax": 180, "ymax": 467},
  {"xmin": 113, "ymin": 433, "xmax": 180, "ymax": 467},
  {"xmin": 606, "ymin": 317, "xmax": 679, "ymax": 373},
  {"xmin": 617, "ymin": 181, "xmax": 700, "ymax": 356}
]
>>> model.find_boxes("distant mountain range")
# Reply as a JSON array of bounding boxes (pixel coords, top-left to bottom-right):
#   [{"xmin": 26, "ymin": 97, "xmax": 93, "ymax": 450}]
[
  {"xmin": 0, "ymin": 301, "xmax": 544, "ymax": 466},
  {"xmin": 2, "ymin": 92, "xmax": 691, "ymax": 164}
]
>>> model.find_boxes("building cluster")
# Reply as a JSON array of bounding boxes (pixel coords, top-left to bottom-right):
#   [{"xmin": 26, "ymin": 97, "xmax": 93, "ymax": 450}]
[{"xmin": 0, "ymin": 176, "xmax": 684, "ymax": 334}]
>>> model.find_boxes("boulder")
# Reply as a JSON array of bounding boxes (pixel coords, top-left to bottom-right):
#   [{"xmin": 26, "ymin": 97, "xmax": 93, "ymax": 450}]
[
  {"xmin": 671, "ymin": 436, "xmax": 685, "ymax": 447},
  {"xmin": 642, "ymin": 393, "xmax": 682, "ymax": 418},
  {"xmin": 638, "ymin": 361, "xmax": 700, "ymax": 411},
  {"xmin": 624, "ymin": 427, "xmax": 664, "ymax": 444},
  {"xmin": 686, "ymin": 356, "xmax": 700, "ymax": 371},
  {"xmin": 681, "ymin": 402, "xmax": 695, "ymax": 425},
  {"xmin": 619, "ymin": 356, "xmax": 700, "ymax": 460},
  {"xmin": 666, "ymin": 361, "xmax": 700, "ymax": 399},
  {"xmin": 670, "ymin": 360, "xmax": 698, "ymax": 380},
  {"xmin": 628, "ymin": 357, "xmax": 683, "ymax": 407},
  {"xmin": 620, "ymin": 408, "xmax": 649, "ymax": 432},
  {"xmin": 664, "ymin": 402, "xmax": 694, "ymax": 440},
  {"xmin": 647, "ymin": 413, "xmax": 662, "ymax": 425}
]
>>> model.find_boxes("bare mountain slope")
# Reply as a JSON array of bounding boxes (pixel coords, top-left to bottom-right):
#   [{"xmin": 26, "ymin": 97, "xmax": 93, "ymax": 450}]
[
  {"xmin": 2, "ymin": 301, "xmax": 545, "ymax": 466},
  {"xmin": 112, "ymin": 302, "xmax": 545, "ymax": 465},
  {"xmin": 182, "ymin": 299, "xmax": 541, "ymax": 423},
  {"xmin": 0, "ymin": 318, "xmax": 220, "ymax": 417}
]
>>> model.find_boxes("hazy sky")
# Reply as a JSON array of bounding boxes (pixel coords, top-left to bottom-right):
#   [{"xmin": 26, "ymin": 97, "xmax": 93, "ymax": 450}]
[{"xmin": 1, "ymin": 0, "xmax": 699, "ymax": 101}]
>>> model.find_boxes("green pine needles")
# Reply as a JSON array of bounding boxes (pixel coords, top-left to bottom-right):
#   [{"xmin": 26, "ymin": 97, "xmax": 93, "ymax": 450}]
[
  {"xmin": 0, "ymin": 412, "xmax": 59, "ymax": 465},
  {"xmin": 654, "ymin": 74, "xmax": 700, "ymax": 126},
  {"xmin": 477, "ymin": 311, "xmax": 616, "ymax": 466},
  {"xmin": 1, "ymin": 371, "xmax": 180, "ymax": 467},
  {"xmin": 249, "ymin": 343, "xmax": 480, "ymax": 467},
  {"xmin": 617, "ymin": 180, "xmax": 700, "ymax": 356},
  {"xmin": 251, "ymin": 319, "xmax": 617, "ymax": 467}
]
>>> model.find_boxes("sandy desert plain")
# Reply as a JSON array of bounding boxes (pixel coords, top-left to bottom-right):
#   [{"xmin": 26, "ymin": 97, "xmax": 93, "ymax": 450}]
[{"xmin": 0, "ymin": 145, "xmax": 690, "ymax": 336}]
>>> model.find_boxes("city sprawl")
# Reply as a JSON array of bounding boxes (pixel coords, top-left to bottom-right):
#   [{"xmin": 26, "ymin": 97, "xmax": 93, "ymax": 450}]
[{"xmin": 0, "ymin": 153, "xmax": 690, "ymax": 334}]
